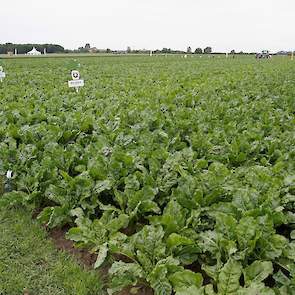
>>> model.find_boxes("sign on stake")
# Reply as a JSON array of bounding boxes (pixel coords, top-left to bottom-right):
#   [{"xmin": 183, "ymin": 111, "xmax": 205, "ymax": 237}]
[
  {"xmin": 6, "ymin": 170, "xmax": 13, "ymax": 179},
  {"xmin": 68, "ymin": 70, "xmax": 84, "ymax": 92},
  {"xmin": 0, "ymin": 66, "xmax": 6, "ymax": 82}
]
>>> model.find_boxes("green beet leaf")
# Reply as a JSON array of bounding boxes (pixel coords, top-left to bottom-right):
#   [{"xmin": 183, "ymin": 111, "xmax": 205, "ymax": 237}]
[
  {"xmin": 243, "ymin": 260, "xmax": 273, "ymax": 286},
  {"xmin": 169, "ymin": 270, "xmax": 203, "ymax": 292},
  {"xmin": 217, "ymin": 259, "xmax": 242, "ymax": 295}
]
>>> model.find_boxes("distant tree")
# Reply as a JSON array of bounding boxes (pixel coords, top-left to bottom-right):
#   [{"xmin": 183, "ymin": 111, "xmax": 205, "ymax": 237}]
[
  {"xmin": 162, "ymin": 48, "xmax": 171, "ymax": 54},
  {"xmin": 194, "ymin": 48, "xmax": 203, "ymax": 54},
  {"xmin": 230, "ymin": 50, "xmax": 236, "ymax": 54},
  {"xmin": 106, "ymin": 48, "xmax": 111, "ymax": 53},
  {"xmin": 127, "ymin": 46, "xmax": 131, "ymax": 53},
  {"xmin": 187, "ymin": 46, "xmax": 192, "ymax": 54},
  {"xmin": 204, "ymin": 47, "xmax": 212, "ymax": 54},
  {"xmin": 85, "ymin": 43, "xmax": 91, "ymax": 50},
  {"xmin": 44, "ymin": 44, "xmax": 65, "ymax": 53},
  {"xmin": 0, "ymin": 43, "xmax": 64, "ymax": 54}
]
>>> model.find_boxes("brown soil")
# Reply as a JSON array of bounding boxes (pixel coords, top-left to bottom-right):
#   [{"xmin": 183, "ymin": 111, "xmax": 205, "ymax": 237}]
[
  {"xmin": 119, "ymin": 286, "xmax": 153, "ymax": 295},
  {"xmin": 32, "ymin": 207, "xmax": 43, "ymax": 219},
  {"xmin": 48, "ymin": 227, "xmax": 97, "ymax": 268}
]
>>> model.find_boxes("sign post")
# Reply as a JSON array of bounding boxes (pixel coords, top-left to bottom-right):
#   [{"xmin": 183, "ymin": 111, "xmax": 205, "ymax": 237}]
[
  {"xmin": 0, "ymin": 66, "xmax": 6, "ymax": 82},
  {"xmin": 68, "ymin": 70, "xmax": 84, "ymax": 92}
]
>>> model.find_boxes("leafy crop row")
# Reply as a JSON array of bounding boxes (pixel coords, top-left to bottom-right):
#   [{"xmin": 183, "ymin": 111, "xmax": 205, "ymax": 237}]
[{"xmin": 1, "ymin": 56, "xmax": 295, "ymax": 294}]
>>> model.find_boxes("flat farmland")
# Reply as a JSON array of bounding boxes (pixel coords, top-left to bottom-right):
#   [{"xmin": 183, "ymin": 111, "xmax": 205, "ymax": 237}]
[{"xmin": 1, "ymin": 55, "xmax": 295, "ymax": 294}]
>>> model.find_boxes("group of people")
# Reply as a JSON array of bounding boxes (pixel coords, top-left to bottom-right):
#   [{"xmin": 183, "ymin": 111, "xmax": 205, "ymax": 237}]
[{"xmin": 255, "ymin": 52, "xmax": 272, "ymax": 59}]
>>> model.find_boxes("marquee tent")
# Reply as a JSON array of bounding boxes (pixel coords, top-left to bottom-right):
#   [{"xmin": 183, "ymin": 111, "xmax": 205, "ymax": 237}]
[{"xmin": 26, "ymin": 47, "xmax": 42, "ymax": 55}]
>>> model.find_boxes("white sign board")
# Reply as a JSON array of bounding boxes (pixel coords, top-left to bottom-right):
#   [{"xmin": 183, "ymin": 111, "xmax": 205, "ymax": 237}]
[
  {"xmin": 6, "ymin": 170, "xmax": 13, "ymax": 179},
  {"xmin": 68, "ymin": 79, "xmax": 84, "ymax": 88},
  {"xmin": 0, "ymin": 67, "xmax": 5, "ymax": 82},
  {"xmin": 68, "ymin": 70, "xmax": 84, "ymax": 92}
]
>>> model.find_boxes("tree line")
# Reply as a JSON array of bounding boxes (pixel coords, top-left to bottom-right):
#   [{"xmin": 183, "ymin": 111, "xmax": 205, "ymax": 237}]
[
  {"xmin": 0, "ymin": 43, "xmax": 65, "ymax": 54},
  {"xmin": 74, "ymin": 44, "xmax": 214, "ymax": 54},
  {"xmin": 0, "ymin": 43, "xmax": 266, "ymax": 55}
]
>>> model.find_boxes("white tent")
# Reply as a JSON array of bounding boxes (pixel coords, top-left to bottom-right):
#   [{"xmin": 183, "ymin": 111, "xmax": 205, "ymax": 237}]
[{"xmin": 26, "ymin": 47, "xmax": 42, "ymax": 55}]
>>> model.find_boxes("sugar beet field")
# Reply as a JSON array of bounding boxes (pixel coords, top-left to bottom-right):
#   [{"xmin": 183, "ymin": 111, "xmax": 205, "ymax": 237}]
[{"xmin": 1, "ymin": 55, "xmax": 295, "ymax": 294}]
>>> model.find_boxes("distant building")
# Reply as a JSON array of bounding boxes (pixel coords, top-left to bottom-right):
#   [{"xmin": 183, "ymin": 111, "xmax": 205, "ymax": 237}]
[
  {"xmin": 113, "ymin": 50, "xmax": 127, "ymax": 54},
  {"xmin": 26, "ymin": 47, "xmax": 42, "ymax": 55},
  {"xmin": 276, "ymin": 51, "xmax": 290, "ymax": 55},
  {"xmin": 89, "ymin": 47, "xmax": 98, "ymax": 53}
]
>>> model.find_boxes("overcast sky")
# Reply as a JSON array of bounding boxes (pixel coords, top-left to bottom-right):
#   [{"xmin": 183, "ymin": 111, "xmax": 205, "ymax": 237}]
[{"xmin": 1, "ymin": 0, "xmax": 294, "ymax": 52}]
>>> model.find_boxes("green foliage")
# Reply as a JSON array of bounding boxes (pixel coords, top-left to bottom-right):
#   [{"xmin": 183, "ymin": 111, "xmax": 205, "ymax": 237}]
[
  {"xmin": 243, "ymin": 261, "xmax": 273, "ymax": 286},
  {"xmin": 108, "ymin": 261, "xmax": 144, "ymax": 294},
  {"xmin": 1, "ymin": 56, "xmax": 295, "ymax": 294},
  {"xmin": 217, "ymin": 260, "xmax": 242, "ymax": 294},
  {"xmin": 169, "ymin": 269, "xmax": 203, "ymax": 291}
]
